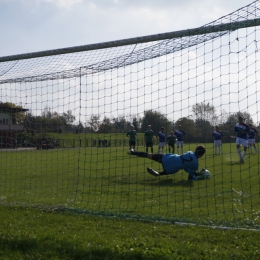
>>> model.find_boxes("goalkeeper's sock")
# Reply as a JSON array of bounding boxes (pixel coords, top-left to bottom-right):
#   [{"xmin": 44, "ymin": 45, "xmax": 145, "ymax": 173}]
[
  {"xmin": 249, "ymin": 146, "xmax": 252, "ymax": 153},
  {"xmin": 237, "ymin": 149, "xmax": 242, "ymax": 158},
  {"xmin": 159, "ymin": 170, "xmax": 167, "ymax": 175},
  {"xmin": 255, "ymin": 147, "xmax": 258, "ymax": 153},
  {"xmin": 132, "ymin": 151, "xmax": 147, "ymax": 157}
]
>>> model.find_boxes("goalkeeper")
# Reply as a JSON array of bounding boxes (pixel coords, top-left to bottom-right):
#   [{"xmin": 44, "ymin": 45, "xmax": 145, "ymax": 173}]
[{"xmin": 129, "ymin": 145, "xmax": 207, "ymax": 180}]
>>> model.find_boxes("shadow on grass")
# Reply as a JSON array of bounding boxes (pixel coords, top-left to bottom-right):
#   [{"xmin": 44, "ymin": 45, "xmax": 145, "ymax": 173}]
[
  {"xmin": 225, "ymin": 161, "xmax": 244, "ymax": 165},
  {"xmin": 0, "ymin": 236, "xmax": 163, "ymax": 260},
  {"xmin": 150, "ymin": 179, "xmax": 194, "ymax": 187},
  {"xmin": 141, "ymin": 178, "xmax": 194, "ymax": 188}
]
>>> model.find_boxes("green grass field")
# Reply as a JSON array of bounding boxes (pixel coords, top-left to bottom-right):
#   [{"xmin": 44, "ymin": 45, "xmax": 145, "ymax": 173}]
[{"xmin": 1, "ymin": 142, "xmax": 260, "ymax": 258}]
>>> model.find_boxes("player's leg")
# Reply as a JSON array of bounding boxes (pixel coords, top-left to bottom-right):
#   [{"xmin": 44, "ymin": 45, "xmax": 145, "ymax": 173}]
[
  {"xmin": 253, "ymin": 142, "xmax": 258, "ymax": 153},
  {"xmin": 219, "ymin": 143, "xmax": 222, "ymax": 154},
  {"xmin": 242, "ymin": 145, "xmax": 247, "ymax": 160},
  {"xmin": 146, "ymin": 154, "xmax": 165, "ymax": 176},
  {"xmin": 161, "ymin": 143, "xmax": 165, "ymax": 154},
  {"xmin": 240, "ymin": 139, "xmax": 248, "ymax": 162},
  {"xmin": 176, "ymin": 141, "xmax": 179, "ymax": 154},
  {"xmin": 236, "ymin": 138, "xmax": 243, "ymax": 161},
  {"xmin": 147, "ymin": 167, "xmax": 167, "ymax": 177},
  {"xmin": 172, "ymin": 144, "xmax": 175, "ymax": 154},
  {"xmin": 214, "ymin": 141, "xmax": 217, "ymax": 155},
  {"xmin": 130, "ymin": 150, "xmax": 148, "ymax": 157},
  {"xmin": 248, "ymin": 140, "xmax": 252, "ymax": 153},
  {"xmin": 168, "ymin": 144, "xmax": 171, "ymax": 153},
  {"xmin": 181, "ymin": 142, "xmax": 184, "ymax": 154}
]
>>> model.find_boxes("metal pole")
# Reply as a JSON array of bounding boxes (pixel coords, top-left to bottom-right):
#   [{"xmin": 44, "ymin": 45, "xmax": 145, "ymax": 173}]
[{"xmin": 1, "ymin": 18, "xmax": 260, "ymax": 63}]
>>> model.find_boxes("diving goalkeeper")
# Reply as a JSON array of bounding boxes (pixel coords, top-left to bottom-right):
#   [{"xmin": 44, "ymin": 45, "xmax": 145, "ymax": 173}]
[{"xmin": 129, "ymin": 145, "xmax": 208, "ymax": 180}]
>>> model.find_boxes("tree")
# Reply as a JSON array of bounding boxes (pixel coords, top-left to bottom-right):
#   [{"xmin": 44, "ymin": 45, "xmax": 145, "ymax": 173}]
[
  {"xmin": 112, "ymin": 115, "xmax": 127, "ymax": 133},
  {"xmin": 195, "ymin": 118, "xmax": 212, "ymax": 142},
  {"xmin": 192, "ymin": 102, "xmax": 217, "ymax": 125},
  {"xmin": 24, "ymin": 109, "xmax": 77, "ymax": 134},
  {"xmin": 140, "ymin": 110, "xmax": 171, "ymax": 134},
  {"xmin": 88, "ymin": 114, "xmax": 100, "ymax": 132},
  {"xmin": 62, "ymin": 110, "xmax": 76, "ymax": 125},
  {"xmin": 99, "ymin": 116, "xmax": 113, "ymax": 133},
  {"xmin": 42, "ymin": 106, "xmax": 52, "ymax": 119}
]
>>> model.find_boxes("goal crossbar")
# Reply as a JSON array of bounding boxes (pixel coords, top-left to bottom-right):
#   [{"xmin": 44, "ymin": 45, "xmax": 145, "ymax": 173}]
[{"xmin": 1, "ymin": 18, "xmax": 260, "ymax": 63}]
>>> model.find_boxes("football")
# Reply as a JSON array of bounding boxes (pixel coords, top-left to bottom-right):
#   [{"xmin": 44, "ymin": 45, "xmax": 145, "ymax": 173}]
[{"xmin": 203, "ymin": 170, "xmax": 211, "ymax": 179}]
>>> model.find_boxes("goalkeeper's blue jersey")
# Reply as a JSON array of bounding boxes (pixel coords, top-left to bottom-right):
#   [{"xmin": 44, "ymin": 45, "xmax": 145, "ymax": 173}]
[{"xmin": 162, "ymin": 151, "xmax": 198, "ymax": 177}]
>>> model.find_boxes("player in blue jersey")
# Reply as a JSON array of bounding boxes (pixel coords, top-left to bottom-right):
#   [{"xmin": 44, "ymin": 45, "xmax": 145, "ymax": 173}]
[
  {"xmin": 248, "ymin": 123, "xmax": 258, "ymax": 154},
  {"xmin": 212, "ymin": 126, "xmax": 224, "ymax": 155},
  {"xmin": 174, "ymin": 125, "xmax": 186, "ymax": 154},
  {"xmin": 156, "ymin": 127, "xmax": 166, "ymax": 153},
  {"xmin": 129, "ymin": 145, "xmax": 206, "ymax": 180},
  {"xmin": 233, "ymin": 115, "xmax": 250, "ymax": 163}
]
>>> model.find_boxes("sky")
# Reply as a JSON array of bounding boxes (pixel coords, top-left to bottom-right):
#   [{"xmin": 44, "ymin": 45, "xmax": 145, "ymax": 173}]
[
  {"xmin": 0, "ymin": 0, "xmax": 251, "ymax": 57},
  {"xmin": 1, "ymin": 0, "xmax": 259, "ymax": 126}
]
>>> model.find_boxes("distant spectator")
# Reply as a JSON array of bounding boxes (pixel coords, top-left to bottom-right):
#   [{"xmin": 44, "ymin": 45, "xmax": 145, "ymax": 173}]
[
  {"xmin": 103, "ymin": 139, "xmax": 108, "ymax": 147},
  {"xmin": 14, "ymin": 138, "xmax": 17, "ymax": 149},
  {"xmin": 58, "ymin": 126, "xmax": 63, "ymax": 134}
]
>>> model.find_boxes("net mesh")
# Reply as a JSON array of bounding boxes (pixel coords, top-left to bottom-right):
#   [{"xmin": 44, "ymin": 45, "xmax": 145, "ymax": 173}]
[{"xmin": 1, "ymin": 0, "xmax": 260, "ymax": 229}]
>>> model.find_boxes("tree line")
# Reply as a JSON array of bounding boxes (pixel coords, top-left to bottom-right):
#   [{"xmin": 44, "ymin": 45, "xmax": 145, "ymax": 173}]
[{"xmin": 1, "ymin": 102, "xmax": 258, "ymax": 143}]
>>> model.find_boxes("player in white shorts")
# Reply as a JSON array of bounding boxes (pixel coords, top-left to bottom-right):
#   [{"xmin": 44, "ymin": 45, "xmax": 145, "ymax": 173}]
[
  {"xmin": 234, "ymin": 116, "xmax": 250, "ymax": 163},
  {"xmin": 156, "ymin": 127, "xmax": 166, "ymax": 153},
  {"xmin": 174, "ymin": 125, "xmax": 186, "ymax": 154},
  {"xmin": 248, "ymin": 123, "xmax": 258, "ymax": 154},
  {"xmin": 212, "ymin": 126, "xmax": 224, "ymax": 155}
]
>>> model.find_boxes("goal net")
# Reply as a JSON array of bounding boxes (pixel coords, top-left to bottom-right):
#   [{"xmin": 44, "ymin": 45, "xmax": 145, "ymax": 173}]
[{"xmin": 1, "ymin": 0, "xmax": 260, "ymax": 229}]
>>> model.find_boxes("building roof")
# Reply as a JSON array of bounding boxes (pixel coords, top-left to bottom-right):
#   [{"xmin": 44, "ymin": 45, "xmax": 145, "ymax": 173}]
[{"xmin": 0, "ymin": 107, "xmax": 28, "ymax": 113}]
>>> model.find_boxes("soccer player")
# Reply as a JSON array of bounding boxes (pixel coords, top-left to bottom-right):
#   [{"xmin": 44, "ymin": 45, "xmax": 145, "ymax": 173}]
[
  {"xmin": 144, "ymin": 125, "xmax": 154, "ymax": 153},
  {"xmin": 156, "ymin": 127, "xmax": 166, "ymax": 153},
  {"xmin": 166, "ymin": 131, "xmax": 176, "ymax": 153},
  {"xmin": 248, "ymin": 123, "xmax": 258, "ymax": 154},
  {"xmin": 212, "ymin": 126, "xmax": 224, "ymax": 155},
  {"xmin": 126, "ymin": 125, "xmax": 137, "ymax": 150},
  {"xmin": 174, "ymin": 125, "xmax": 186, "ymax": 154},
  {"xmin": 234, "ymin": 115, "xmax": 250, "ymax": 163},
  {"xmin": 129, "ymin": 145, "xmax": 207, "ymax": 180}
]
